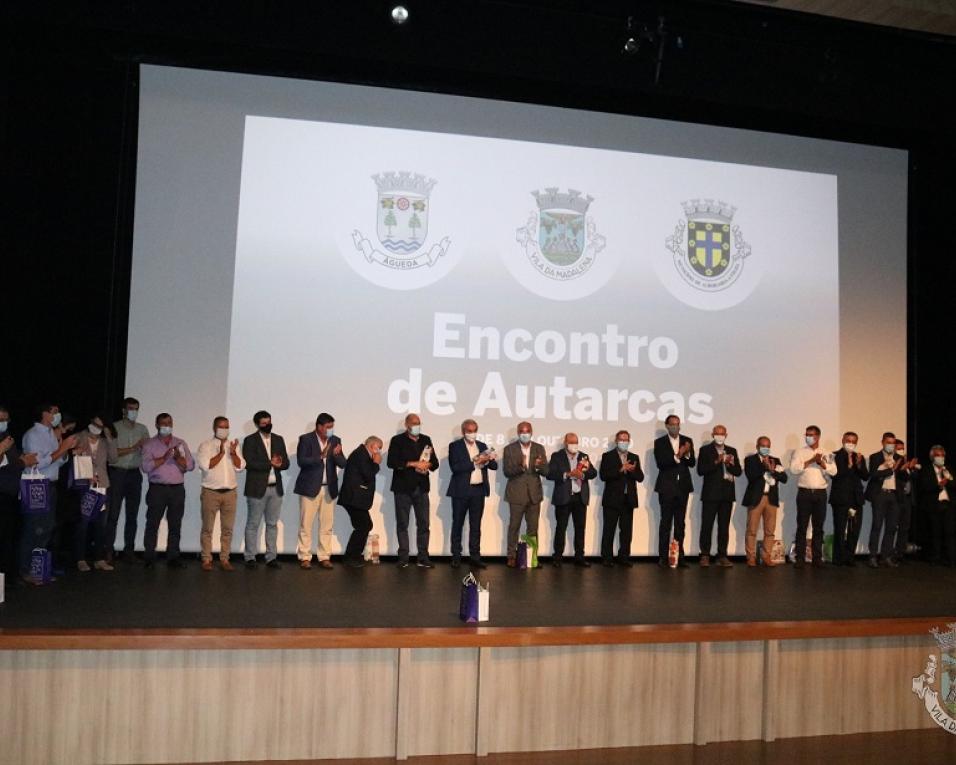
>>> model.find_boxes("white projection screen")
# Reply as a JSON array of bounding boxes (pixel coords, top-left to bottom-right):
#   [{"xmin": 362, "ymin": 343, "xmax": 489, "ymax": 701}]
[{"xmin": 126, "ymin": 65, "xmax": 907, "ymax": 557}]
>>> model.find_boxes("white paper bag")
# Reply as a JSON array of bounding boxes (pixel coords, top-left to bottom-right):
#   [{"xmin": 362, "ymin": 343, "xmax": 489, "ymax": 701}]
[
  {"xmin": 477, "ymin": 582, "xmax": 489, "ymax": 622},
  {"xmin": 73, "ymin": 455, "xmax": 94, "ymax": 480}
]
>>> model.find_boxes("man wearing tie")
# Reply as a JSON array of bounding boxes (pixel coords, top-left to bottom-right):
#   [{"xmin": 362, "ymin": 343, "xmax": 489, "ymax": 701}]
[
  {"xmin": 502, "ymin": 421, "xmax": 548, "ymax": 568},
  {"xmin": 242, "ymin": 411, "xmax": 290, "ymax": 569},
  {"xmin": 598, "ymin": 430, "xmax": 644, "ymax": 567},
  {"xmin": 789, "ymin": 425, "xmax": 837, "ymax": 568},
  {"xmin": 446, "ymin": 419, "xmax": 497, "ymax": 570},
  {"xmin": 696, "ymin": 424, "xmax": 741, "ymax": 568},
  {"xmin": 295, "ymin": 413, "xmax": 347, "ymax": 570},
  {"xmin": 653, "ymin": 414, "xmax": 696, "ymax": 568},
  {"xmin": 742, "ymin": 436, "xmax": 787, "ymax": 566},
  {"xmin": 828, "ymin": 431, "xmax": 869, "ymax": 566},
  {"xmin": 864, "ymin": 432, "xmax": 904, "ymax": 568},
  {"xmin": 547, "ymin": 433, "xmax": 597, "ymax": 568},
  {"xmin": 918, "ymin": 445, "xmax": 955, "ymax": 567}
]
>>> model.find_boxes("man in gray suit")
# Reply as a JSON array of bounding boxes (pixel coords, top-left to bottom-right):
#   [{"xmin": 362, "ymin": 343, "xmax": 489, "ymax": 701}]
[{"xmin": 502, "ymin": 421, "xmax": 548, "ymax": 568}]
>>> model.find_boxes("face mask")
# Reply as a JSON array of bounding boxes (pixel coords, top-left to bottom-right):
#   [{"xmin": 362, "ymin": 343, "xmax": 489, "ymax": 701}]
[
  {"xmin": 933, "ymin": 455, "xmax": 945, "ymax": 467},
  {"xmin": 758, "ymin": 446, "xmax": 771, "ymax": 457},
  {"xmin": 464, "ymin": 432, "xmax": 477, "ymax": 442},
  {"xmin": 566, "ymin": 444, "xmax": 579, "ymax": 455},
  {"xmin": 0, "ymin": 421, "xmax": 7, "ymax": 434},
  {"xmin": 713, "ymin": 435, "xmax": 726, "ymax": 445},
  {"xmin": 258, "ymin": 423, "xmax": 272, "ymax": 434},
  {"xmin": 616, "ymin": 441, "xmax": 629, "ymax": 452},
  {"xmin": 896, "ymin": 449, "xmax": 906, "ymax": 457},
  {"xmin": 408, "ymin": 425, "xmax": 421, "ymax": 437},
  {"xmin": 325, "ymin": 428, "xmax": 334, "ymax": 438},
  {"xmin": 51, "ymin": 412, "xmax": 62, "ymax": 428},
  {"xmin": 215, "ymin": 428, "xmax": 229, "ymax": 440},
  {"xmin": 666, "ymin": 425, "xmax": 679, "ymax": 437},
  {"xmin": 518, "ymin": 433, "xmax": 532, "ymax": 444},
  {"xmin": 159, "ymin": 426, "xmax": 172, "ymax": 437},
  {"xmin": 843, "ymin": 443, "xmax": 856, "ymax": 453},
  {"xmin": 805, "ymin": 435, "xmax": 816, "ymax": 447},
  {"xmin": 88, "ymin": 425, "xmax": 102, "ymax": 436},
  {"xmin": 883, "ymin": 443, "xmax": 896, "ymax": 455},
  {"xmin": 126, "ymin": 409, "xmax": 139, "ymax": 422}
]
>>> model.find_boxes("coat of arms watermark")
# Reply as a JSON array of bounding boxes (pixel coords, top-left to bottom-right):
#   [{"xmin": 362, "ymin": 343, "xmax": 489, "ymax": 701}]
[
  {"xmin": 665, "ymin": 199, "xmax": 751, "ymax": 292},
  {"xmin": 352, "ymin": 171, "xmax": 450, "ymax": 270},
  {"xmin": 516, "ymin": 188, "xmax": 605, "ymax": 281},
  {"xmin": 912, "ymin": 622, "xmax": 956, "ymax": 734}
]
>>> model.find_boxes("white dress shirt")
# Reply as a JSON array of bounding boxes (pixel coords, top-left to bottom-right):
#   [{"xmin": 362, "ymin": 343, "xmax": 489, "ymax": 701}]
[
  {"xmin": 197, "ymin": 437, "xmax": 246, "ymax": 490},
  {"xmin": 465, "ymin": 439, "xmax": 482, "ymax": 485},
  {"xmin": 789, "ymin": 446, "xmax": 837, "ymax": 488},
  {"xmin": 881, "ymin": 454, "xmax": 898, "ymax": 491},
  {"xmin": 260, "ymin": 433, "xmax": 276, "ymax": 484},
  {"xmin": 521, "ymin": 442, "xmax": 531, "ymax": 468},
  {"xmin": 565, "ymin": 451, "xmax": 581, "ymax": 494},
  {"xmin": 669, "ymin": 434, "xmax": 681, "ymax": 463},
  {"xmin": 935, "ymin": 465, "xmax": 950, "ymax": 502}
]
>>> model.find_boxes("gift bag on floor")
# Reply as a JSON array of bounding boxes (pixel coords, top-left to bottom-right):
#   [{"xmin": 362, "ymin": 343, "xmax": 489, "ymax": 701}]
[
  {"xmin": 476, "ymin": 580, "xmax": 489, "ymax": 622},
  {"xmin": 519, "ymin": 533, "xmax": 538, "ymax": 568},
  {"xmin": 459, "ymin": 573, "xmax": 479, "ymax": 622},
  {"xmin": 19, "ymin": 469, "xmax": 51, "ymax": 515},
  {"xmin": 516, "ymin": 541, "xmax": 529, "ymax": 570},
  {"xmin": 79, "ymin": 486, "xmax": 107, "ymax": 518},
  {"xmin": 30, "ymin": 548, "xmax": 53, "ymax": 584}
]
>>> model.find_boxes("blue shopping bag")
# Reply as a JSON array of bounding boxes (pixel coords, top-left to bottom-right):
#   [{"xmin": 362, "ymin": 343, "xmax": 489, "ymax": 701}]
[
  {"xmin": 29, "ymin": 548, "xmax": 53, "ymax": 584},
  {"xmin": 459, "ymin": 573, "xmax": 479, "ymax": 623},
  {"xmin": 19, "ymin": 469, "xmax": 52, "ymax": 515},
  {"xmin": 79, "ymin": 487, "xmax": 107, "ymax": 518}
]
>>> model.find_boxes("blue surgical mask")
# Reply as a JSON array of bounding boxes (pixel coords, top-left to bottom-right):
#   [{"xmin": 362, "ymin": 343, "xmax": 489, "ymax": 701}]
[
  {"xmin": 0, "ymin": 421, "xmax": 8, "ymax": 434},
  {"xmin": 51, "ymin": 412, "xmax": 62, "ymax": 428},
  {"xmin": 518, "ymin": 433, "xmax": 532, "ymax": 444},
  {"xmin": 616, "ymin": 441, "xmax": 629, "ymax": 452},
  {"xmin": 159, "ymin": 426, "xmax": 172, "ymax": 437},
  {"xmin": 408, "ymin": 425, "xmax": 421, "ymax": 437},
  {"xmin": 883, "ymin": 443, "xmax": 896, "ymax": 455},
  {"xmin": 325, "ymin": 428, "xmax": 334, "ymax": 438},
  {"xmin": 126, "ymin": 409, "xmax": 139, "ymax": 422},
  {"xmin": 758, "ymin": 446, "xmax": 771, "ymax": 457}
]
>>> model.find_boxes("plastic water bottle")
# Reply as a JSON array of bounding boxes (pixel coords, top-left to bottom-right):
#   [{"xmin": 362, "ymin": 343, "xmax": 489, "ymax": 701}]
[{"xmin": 369, "ymin": 533, "xmax": 381, "ymax": 564}]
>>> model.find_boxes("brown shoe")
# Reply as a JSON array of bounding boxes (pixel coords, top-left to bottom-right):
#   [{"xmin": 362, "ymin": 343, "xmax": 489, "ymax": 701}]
[
  {"xmin": 716, "ymin": 556, "xmax": 733, "ymax": 568},
  {"xmin": 506, "ymin": 556, "xmax": 516, "ymax": 568},
  {"xmin": 699, "ymin": 554, "xmax": 710, "ymax": 567},
  {"xmin": 747, "ymin": 557, "xmax": 757, "ymax": 567},
  {"xmin": 299, "ymin": 559, "xmax": 312, "ymax": 570},
  {"xmin": 201, "ymin": 559, "xmax": 213, "ymax": 572},
  {"xmin": 319, "ymin": 559, "xmax": 333, "ymax": 569},
  {"xmin": 219, "ymin": 560, "xmax": 234, "ymax": 571}
]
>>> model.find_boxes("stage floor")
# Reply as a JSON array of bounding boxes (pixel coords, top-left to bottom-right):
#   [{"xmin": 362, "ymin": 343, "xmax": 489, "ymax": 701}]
[{"xmin": 1, "ymin": 556, "xmax": 953, "ymax": 632}]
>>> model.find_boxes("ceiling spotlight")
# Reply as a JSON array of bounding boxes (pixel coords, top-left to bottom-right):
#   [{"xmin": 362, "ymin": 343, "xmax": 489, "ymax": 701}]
[{"xmin": 391, "ymin": 5, "xmax": 409, "ymax": 24}]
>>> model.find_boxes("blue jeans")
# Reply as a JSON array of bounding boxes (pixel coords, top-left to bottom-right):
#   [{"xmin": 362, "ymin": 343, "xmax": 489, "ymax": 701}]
[
  {"xmin": 20, "ymin": 484, "xmax": 57, "ymax": 575},
  {"xmin": 394, "ymin": 488, "xmax": 430, "ymax": 562},
  {"xmin": 451, "ymin": 495, "xmax": 484, "ymax": 559},
  {"xmin": 245, "ymin": 486, "xmax": 282, "ymax": 561}
]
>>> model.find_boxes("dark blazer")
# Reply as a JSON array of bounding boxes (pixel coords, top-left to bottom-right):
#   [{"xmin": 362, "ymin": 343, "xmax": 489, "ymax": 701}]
[
  {"xmin": 917, "ymin": 462, "xmax": 952, "ymax": 506},
  {"xmin": 742, "ymin": 453, "xmax": 788, "ymax": 508},
  {"xmin": 599, "ymin": 449, "xmax": 644, "ymax": 509},
  {"xmin": 654, "ymin": 434, "xmax": 696, "ymax": 497},
  {"xmin": 0, "ymin": 441, "xmax": 25, "ymax": 497},
  {"xmin": 387, "ymin": 432, "xmax": 439, "ymax": 493},
  {"xmin": 502, "ymin": 441, "xmax": 548, "ymax": 505},
  {"xmin": 242, "ymin": 432, "xmax": 290, "ymax": 498},
  {"xmin": 548, "ymin": 449, "xmax": 597, "ymax": 506},
  {"xmin": 338, "ymin": 445, "xmax": 380, "ymax": 511},
  {"xmin": 696, "ymin": 442, "xmax": 741, "ymax": 502},
  {"xmin": 829, "ymin": 448, "xmax": 870, "ymax": 507},
  {"xmin": 446, "ymin": 438, "xmax": 497, "ymax": 498},
  {"xmin": 864, "ymin": 451, "xmax": 902, "ymax": 502},
  {"xmin": 294, "ymin": 432, "xmax": 347, "ymax": 499}
]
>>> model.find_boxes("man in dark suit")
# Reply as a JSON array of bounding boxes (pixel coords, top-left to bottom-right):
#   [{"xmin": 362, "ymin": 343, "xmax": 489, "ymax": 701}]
[
  {"xmin": 696, "ymin": 424, "xmax": 741, "ymax": 567},
  {"xmin": 242, "ymin": 410, "xmax": 290, "ymax": 569},
  {"xmin": 919, "ymin": 445, "xmax": 955, "ymax": 567},
  {"xmin": 864, "ymin": 431, "xmax": 903, "ymax": 568},
  {"xmin": 547, "ymin": 433, "xmax": 597, "ymax": 567},
  {"xmin": 653, "ymin": 414, "xmax": 696, "ymax": 568},
  {"xmin": 294, "ymin": 412, "xmax": 347, "ymax": 569},
  {"xmin": 0, "ymin": 406, "xmax": 39, "ymax": 581},
  {"xmin": 828, "ymin": 431, "xmax": 869, "ymax": 566},
  {"xmin": 892, "ymin": 438, "xmax": 919, "ymax": 562},
  {"xmin": 386, "ymin": 413, "xmax": 439, "ymax": 568},
  {"xmin": 502, "ymin": 421, "xmax": 548, "ymax": 568},
  {"xmin": 599, "ymin": 430, "xmax": 644, "ymax": 567},
  {"xmin": 338, "ymin": 437, "xmax": 383, "ymax": 568},
  {"xmin": 742, "ymin": 436, "xmax": 787, "ymax": 566},
  {"xmin": 446, "ymin": 419, "xmax": 497, "ymax": 569}
]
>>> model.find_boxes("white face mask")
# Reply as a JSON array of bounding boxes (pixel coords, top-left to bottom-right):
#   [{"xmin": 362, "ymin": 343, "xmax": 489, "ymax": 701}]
[
  {"xmin": 464, "ymin": 432, "xmax": 477, "ymax": 442},
  {"xmin": 566, "ymin": 444, "xmax": 579, "ymax": 455},
  {"xmin": 933, "ymin": 455, "xmax": 945, "ymax": 467},
  {"xmin": 125, "ymin": 409, "xmax": 139, "ymax": 422},
  {"xmin": 713, "ymin": 435, "xmax": 726, "ymax": 445},
  {"xmin": 896, "ymin": 448, "xmax": 906, "ymax": 457},
  {"xmin": 215, "ymin": 428, "xmax": 229, "ymax": 440},
  {"xmin": 159, "ymin": 426, "xmax": 172, "ymax": 437},
  {"xmin": 616, "ymin": 441, "xmax": 629, "ymax": 452},
  {"xmin": 0, "ymin": 421, "xmax": 7, "ymax": 434},
  {"xmin": 883, "ymin": 443, "xmax": 896, "ymax": 455},
  {"xmin": 805, "ymin": 435, "xmax": 817, "ymax": 447},
  {"xmin": 88, "ymin": 425, "xmax": 102, "ymax": 437},
  {"xmin": 518, "ymin": 433, "xmax": 532, "ymax": 444},
  {"xmin": 843, "ymin": 442, "xmax": 856, "ymax": 453}
]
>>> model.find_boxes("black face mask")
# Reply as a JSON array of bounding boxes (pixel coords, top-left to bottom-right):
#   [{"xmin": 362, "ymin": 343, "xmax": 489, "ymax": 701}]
[{"xmin": 258, "ymin": 423, "xmax": 273, "ymax": 434}]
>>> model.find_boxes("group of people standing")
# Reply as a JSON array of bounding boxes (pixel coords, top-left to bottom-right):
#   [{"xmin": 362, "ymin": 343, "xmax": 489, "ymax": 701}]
[{"xmin": 1, "ymin": 400, "xmax": 954, "ymax": 585}]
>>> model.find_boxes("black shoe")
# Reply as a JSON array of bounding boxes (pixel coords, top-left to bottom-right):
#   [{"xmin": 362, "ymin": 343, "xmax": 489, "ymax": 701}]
[
  {"xmin": 882, "ymin": 557, "xmax": 899, "ymax": 568},
  {"xmin": 812, "ymin": 559, "xmax": 825, "ymax": 568},
  {"xmin": 167, "ymin": 558, "xmax": 186, "ymax": 569},
  {"xmin": 470, "ymin": 558, "xmax": 487, "ymax": 569},
  {"xmin": 793, "ymin": 559, "xmax": 805, "ymax": 569},
  {"xmin": 417, "ymin": 558, "xmax": 435, "ymax": 569},
  {"xmin": 245, "ymin": 559, "xmax": 257, "ymax": 570},
  {"xmin": 266, "ymin": 559, "xmax": 282, "ymax": 569},
  {"xmin": 868, "ymin": 557, "xmax": 879, "ymax": 569},
  {"xmin": 601, "ymin": 559, "xmax": 615, "ymax": 567},
  {"xmin": 144, "ymin": 559, "xmax": 155, "ymax": 569},
  {"xmin": 677, "ymin": 560, "xmax": 690, "ymax": 569},
  {"xmin": 616, "ymin": 558, "xmax": 634, "ymax": 568},
  {"xmin": 450, "ymin": 557, "xmax": 461, "ymax": 569},
  {"xmin": 574, "ymin": 558, "xmax": 591, "ymax": 568},
  {"xmin": 346, "ymin": 558, "xmax": 366, "ymax": 568},
  {"xmin": 845, "ymin": 559, "xmax": 857, "ymax": 567},
  {"xmin": 397, "ymin": 560, "xmax": 409, "ymax": 568},
  {"xmin": 121, "ymin": 551, "xmax": 137, "ymax": 564},
  {"xmin": 658, "ymin": 559, "xmax": 670, "ymax": 568},
  {"xmin": 552, "ymin": 557, "xmax": 563, "ymax": 568}
]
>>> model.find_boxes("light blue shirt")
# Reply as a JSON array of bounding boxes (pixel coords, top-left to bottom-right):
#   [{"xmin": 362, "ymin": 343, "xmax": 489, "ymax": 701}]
[{"xmin": 23, "ymin": 422, "xmax": 66, "ymax": 480}]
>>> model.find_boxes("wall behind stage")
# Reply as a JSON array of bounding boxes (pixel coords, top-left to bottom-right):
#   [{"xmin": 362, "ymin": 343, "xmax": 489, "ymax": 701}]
[{"xmin": 120, "ymin": 65, "xmax": 907, "ymax": 557}]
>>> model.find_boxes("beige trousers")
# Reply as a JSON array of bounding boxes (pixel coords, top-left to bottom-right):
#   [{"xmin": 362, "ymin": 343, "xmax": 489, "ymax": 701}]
[
  {"xmin": 297, "ymin": 487, "xmax": 336, "ymax": 561},
  {"xmin": 200, "ymin": 487, "xmax": 238, "ymax": 562},
  {"xmin": 745, "ymin": 495, "xmax": 778, "ymax": 562}
]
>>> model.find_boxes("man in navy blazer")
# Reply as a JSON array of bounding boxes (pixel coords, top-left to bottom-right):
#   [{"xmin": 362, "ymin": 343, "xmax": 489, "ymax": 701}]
[
  {"xmin": 598, "ymin": 430, "xmax": 644, "ymax": 567},
  {"xmin": 653, "ymin": 414, "xmax": 696, "ymax": 568},
  {"xmin": 294, "ymin": 413, "xmax": 347, "ymax": 569},
  {"xmin": 547, "ymin": 433, "xmax": 597, "ymax": 567},
  {"xmin": 446, "ymin": 419, "xmax": 497, "ymax": 569}
]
